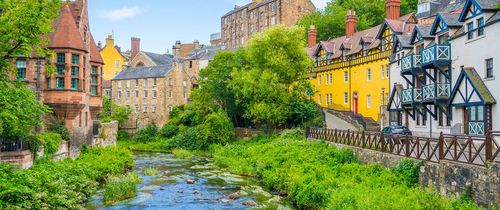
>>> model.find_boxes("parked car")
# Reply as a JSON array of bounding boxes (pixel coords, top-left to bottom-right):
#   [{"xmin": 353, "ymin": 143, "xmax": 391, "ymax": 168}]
[{"xmin": 382, "ymin": 126, "xmax": 412, "ymax": 136}]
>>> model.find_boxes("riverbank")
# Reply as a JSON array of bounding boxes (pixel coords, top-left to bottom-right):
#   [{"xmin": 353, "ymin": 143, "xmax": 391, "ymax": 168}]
[{"xmin": 0, "ymin": 147, "xmax": 133, "ymax": 209}]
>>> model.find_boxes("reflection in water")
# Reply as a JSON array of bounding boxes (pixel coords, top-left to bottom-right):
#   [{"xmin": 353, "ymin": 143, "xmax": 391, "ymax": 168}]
[{"xmin": 87, "ymin": 152, "xmax": 294, "ymax": 210}]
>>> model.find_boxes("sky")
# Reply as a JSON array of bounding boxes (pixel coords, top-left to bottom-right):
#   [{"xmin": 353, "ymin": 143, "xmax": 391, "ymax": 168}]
[{"xmin": 88, "ymin": 0, "xmax": 329, "ymax": 54}]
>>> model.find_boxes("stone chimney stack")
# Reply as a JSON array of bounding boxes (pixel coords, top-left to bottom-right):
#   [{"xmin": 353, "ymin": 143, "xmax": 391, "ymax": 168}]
[
  {"xmin": 308, "ymin": 25, "xmax": 317, "ymax": 48},
  {"xmin": 194, "ymin": 40, "xmax": 200, "ymax": 49},
  {"xmin": 345, "ymin": 10, "xmax": 358, "ymax": 37},
  {"xmin": 252, "ymin": 0, "xmax": 263, "ymax": 4},
  {"xmin": 97, "ymin": 41, "xmax": 102, "ymax": 50},
  {"xmin": 131, "ymin": 37, "xmax": 140, "ymax": 60},
  {"xmin": 386, "ymin": 0, "xmax": 401, "ymax": 20}
]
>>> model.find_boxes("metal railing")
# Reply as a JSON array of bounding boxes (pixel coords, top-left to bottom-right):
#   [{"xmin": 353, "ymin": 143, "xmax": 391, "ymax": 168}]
[
  {"xmin": 306, "ymin": 128, "xmax": 500, "ymax": 167},
  {"xmin": 421, "ymin": 44, "xmax": 451, "ymax": 65},
  {"xmin": 414, "ymin": 88, "xmax": 423, "ymax": 102},
  {"xmin": 423, "ymin": 84, "xmax": 435, "ymax": 101},
  {"xmin": 0, "ymin": 140, "xmax": 30, "ymax": 152},
  {"xmin": 402, "ymin": 88, "xmax": 413, "ymax": 103}
]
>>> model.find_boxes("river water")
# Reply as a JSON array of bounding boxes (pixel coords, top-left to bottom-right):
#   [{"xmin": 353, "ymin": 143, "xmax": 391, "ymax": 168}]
[{"xmin": 87, "ymin": 152, "xmax": 295, "ymax": 210}]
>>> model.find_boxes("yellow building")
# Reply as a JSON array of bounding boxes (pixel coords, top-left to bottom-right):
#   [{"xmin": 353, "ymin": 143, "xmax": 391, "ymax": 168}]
[
  {"xmin": 307, "ymin": 3, "xmax": 416, "ymax": 122},
  {"xmin": 100, "ymin": 35, "xmax": 126, "ymax": 80}
]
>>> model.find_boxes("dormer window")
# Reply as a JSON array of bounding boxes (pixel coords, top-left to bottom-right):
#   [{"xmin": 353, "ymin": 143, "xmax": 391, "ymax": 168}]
[{"xmin": 342, "ymin": 49, "xmax": 349, "ymax": 61}]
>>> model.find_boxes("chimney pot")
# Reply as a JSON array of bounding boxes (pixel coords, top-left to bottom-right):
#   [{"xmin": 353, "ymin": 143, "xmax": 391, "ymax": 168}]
[
  {"xmin": 345, "ymin": 9, "xmax": 358, "ymax": 37},
  {"xmin": 386, "ymin": 0, "xmax": 401, "ymax": 20}
]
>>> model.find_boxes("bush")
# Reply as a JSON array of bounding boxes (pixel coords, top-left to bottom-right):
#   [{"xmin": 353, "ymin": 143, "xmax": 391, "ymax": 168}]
[
  {"xmin": 117, "ymin": 130, "xmax": 131, "ymax": 141},
  {"xmin": 159, "ymin": 123, "xmax": 179, "ymax": 139},
  {"xmin": 136, "ymin": 123, "xmax": 158, "ymax": 142},
  {"xmin": 0, "ymin": 147, "xmax": 133, "ymax": 209},
  {"xmin": 392, "ymin": 159, "xmax": 424, "ymax": 187},
  {"xmin": 103, "ymin": 173, "xmax": 141, "ymax": 204},
  {"xmin": 280, "ymin": 128, "xmax": 305, "ymax": 140},
  {"xmin": 197, "ymin": 111, "xmax": 234, "ymax": 149},
  {"xmin": 168, "ymin": 126, "xmax": 202, "ymax": 150},
  {"xmin": 46, "ymin": 120, "xmax": 70, "ymax": 141},
  {"xmin": 37, "ymin": 132, "xmax": 63, "ymax": 156}
]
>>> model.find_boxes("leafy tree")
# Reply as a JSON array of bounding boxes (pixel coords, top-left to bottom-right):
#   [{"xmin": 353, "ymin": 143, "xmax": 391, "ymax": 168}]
[
  {"xmin": 0, "ymin": 0, "xmax": 60, "ymax": 140},
  {"xmin": 99, "ymin": 96, "xmax": 131, "ymax": 126},
  {"xmin": 230, "ymin": 25, "xmax": 315, "ymax": 128},
  {"xmin": 297, "ymin": 0, "xmax": 417, "ymax": 41}
]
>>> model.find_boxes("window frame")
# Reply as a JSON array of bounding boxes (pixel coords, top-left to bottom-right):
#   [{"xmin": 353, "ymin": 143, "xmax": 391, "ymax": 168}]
[{"xmin": 486, "ymin": 58, "xmax": 493, "ymax": 78}]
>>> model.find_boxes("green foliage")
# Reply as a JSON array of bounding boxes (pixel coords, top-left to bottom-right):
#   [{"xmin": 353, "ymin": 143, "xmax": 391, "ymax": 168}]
[
  {"xmin": 45, "ymin": 119, "xmax": 70, "ymax": 141},
  {"xmin": 172, "ymin": 149, "xmax": 193, "ymax": 159},
  {"xmin": 197, "ymin": 110, "xmax": 234, "ymax": 149},
  {"xmin": 297, "ymin": 0, "xmax": 418, "ymax": 41},
  {"xmin": 37, "ymin": 132, "xmax": 63, "ymax": 156},
  {"xmin": 159, "ymin": 123, "xmax": 179, "ymax": 139},
  {"xmin": 0, "ymin": 81, "xmax": 51, "ymax": 140},
  {"xmin": 212, "ymin": 136, "xmax": 479, "ymax": 209},
  {"xmin": 135, "ymin": 122, "xmax": 158, "ymax": 143},
  {"xmin": 391, "ymin": 159, "xmax": 424, "ymax": 187},
  {"xmin": 0, "ymin": 147, "xmax": 133, "ymax": 209},
  {"xmin": 99, "ymin": 96, "xmax": 131, "ymax": 126},
  {"xmin": 117, "ymin": 130, "xmax": 131, "ymax": 141},
  {"xmin": 280, "ymin": 128, "xmax": 305, "ymax": 140},
  {"xmin": 103, "ymin": 173, "xmax": 141, "ymax": 205}
]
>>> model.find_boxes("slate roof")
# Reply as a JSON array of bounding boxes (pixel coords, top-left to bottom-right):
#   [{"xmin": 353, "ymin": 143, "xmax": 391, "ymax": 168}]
[
  {"xmin": 416, "ymin": 25, "xmax": 434, "ymax": 38},
  {"xmin": 439, "ymin": 13, "xmax": 462, "ymax": 27},
  {"xmin": 48, "ymin": 4, "xmax": 87, "ymax": 52},
  {"xmin": 142, "ymin": 52, "xmax": 174, "ymax": 66},
  {"xmin": 486, "ymin": 11, "xmax": 500, "ymax": 23},
  {"xmin": 476, "ymin": 0, "xmax": 500, "ymax": 10},
  {"xmin": 188, "ymin": 46, "xmax": 225, "ymax": 60},
  {"xmin": 112, "ymin": 65, "xmax": 173, "ymax": 80},
  {"xmin": 396, "ymin": 35, "xmax": 413, "ymax": 48},
  {"xmin": 462, "ymin": 67, "xmax": 496, "ymax": 104}
]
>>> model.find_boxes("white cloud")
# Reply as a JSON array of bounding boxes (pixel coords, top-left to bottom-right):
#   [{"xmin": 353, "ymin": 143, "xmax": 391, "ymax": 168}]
[{"xmin": 99, "ymin": 6, "xmax": 142, "ymax": 22}]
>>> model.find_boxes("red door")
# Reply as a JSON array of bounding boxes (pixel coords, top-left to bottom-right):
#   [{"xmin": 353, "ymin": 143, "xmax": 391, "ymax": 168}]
[{"xmin": 353, "ymin": 93, "xmax": 359, "ymax": 114}]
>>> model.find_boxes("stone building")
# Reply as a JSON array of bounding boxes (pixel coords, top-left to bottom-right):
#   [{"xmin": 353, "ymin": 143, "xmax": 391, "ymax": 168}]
[
  {"xmin": 221, "ymin": 0, "xmax": 316, "ymax": 48},
  {"xmin": 12, "ymin": 0, "xmax": 103, "ymax": 155}
]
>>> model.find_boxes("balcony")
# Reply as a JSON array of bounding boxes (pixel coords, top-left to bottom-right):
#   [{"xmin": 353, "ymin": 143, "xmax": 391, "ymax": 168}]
[
  {"xmin": 400, "ymin": 53, "xmax": 421, "ymax": 74},
  {"xmin": 402, "ymin": 88, "xmax": 422, "ymax": 105},
  {"xmin": 423, "ymin": 83, "xmax": 451, "ymax": 102},
  {"xmin": 421, "ymin": 44, "xmax": 451, "ymax": 67}
]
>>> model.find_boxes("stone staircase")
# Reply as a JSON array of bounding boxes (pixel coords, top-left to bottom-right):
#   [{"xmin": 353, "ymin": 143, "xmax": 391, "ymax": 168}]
[{"xmin": 325, "ymin": 109, "xmax": 380, "ymax": 132}]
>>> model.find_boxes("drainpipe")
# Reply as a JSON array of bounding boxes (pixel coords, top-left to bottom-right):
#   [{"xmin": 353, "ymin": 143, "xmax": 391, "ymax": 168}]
[{"xmin": 429, "ymin": 112, "xmax": 432, "ymax": 137}]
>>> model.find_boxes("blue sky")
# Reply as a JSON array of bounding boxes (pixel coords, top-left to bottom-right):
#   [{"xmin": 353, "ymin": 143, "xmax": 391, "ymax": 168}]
[{"xmin": 88, "ymin": 0, "xmax": 328, "ymax": 54}]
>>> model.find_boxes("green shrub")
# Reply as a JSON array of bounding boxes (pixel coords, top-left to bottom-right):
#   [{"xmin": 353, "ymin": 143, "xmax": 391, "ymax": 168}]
[
  {"xmin": 392, "ymin": 159, "xmax": 424, "ymax": 187},
  {"xmin": 117, "ymin": 130, "xmax": 131, "ymax": 141},
  {"xmin": 0, "ymin": 147, "xmax": 133, "ymax": 209},
  {"xmin": 179, "ymin": 109, "xmax": 201, "ymax": 126},
  {"xmin": 197, "ymin": 111, "xmax": 234, "ymax": 149},
  {"xmin": 159, "ymin": 123, "xmax": 179, "ymax": 139},
  {"xmin": 46, "ymin": 120, "xmax": 70, "ymax": 141},
  {"xmin": 37, "ymin": 132, "xmax": 63, "ymax": 156},
  {"xmin": 136, "ymin": 123, "xmax": 158, "ymax": 142},
  {"xmin": 280, "ymin": 128, "xmax": 305, "ymax": 140},
  {"xmin": 168, "ymin": 126, "xmax": 201, "ymax": 150},
  {"xmin": 172, "ymin": 149, "xmax": 193, "ymax": 158},
  {"xmin": 103, "ymin": 173, "xmax": 141, "ymax": 204}
]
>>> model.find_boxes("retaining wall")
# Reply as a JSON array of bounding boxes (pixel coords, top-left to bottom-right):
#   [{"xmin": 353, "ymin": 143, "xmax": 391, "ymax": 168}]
[{"xmin": 92, "ymin": 121, "xmax": 118, "ymax": 147}]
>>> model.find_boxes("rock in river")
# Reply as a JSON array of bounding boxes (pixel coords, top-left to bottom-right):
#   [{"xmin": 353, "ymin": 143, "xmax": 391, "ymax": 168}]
[
  {"xmin": 228, "ymin": 192, "xmax": 240, "ymax": 200},
  {"xmin": 243, "ymin": 200, "xmax": 258, "ymax": 206},
  {"xmin": 185, "ymin": 178, "xmax": 196, "ymax": 184}
]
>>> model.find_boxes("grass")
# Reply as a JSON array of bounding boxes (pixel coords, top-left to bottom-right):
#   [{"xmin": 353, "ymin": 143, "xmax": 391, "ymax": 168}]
[
  {"xmin": 144, "ymin": 168, "xmax": 158, "ymax": 176},
  {"xmin": 103, "ymin": 173, "xmax": 142, "ymax": 205},
  {"xmin": 211, "ymin": 135, "xmax": 481, "ymax": 210},
  {"xmin": 172, "ymin": 148, "xmax": 193, "ymax": 158}
]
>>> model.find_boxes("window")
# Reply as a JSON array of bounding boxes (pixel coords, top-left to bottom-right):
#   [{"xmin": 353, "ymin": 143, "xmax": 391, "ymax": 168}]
[
  {"xmin": 169, "ymin": 78, "xmax": 174, "ymax": 86},
  {"xmin": 47, "ymin": 78, "xmax": 51, "ymax": 89},
  {"xmin": 325, "ymin": 74, "xmax": 329, "ymax": 85},
  {"xmin": 126, "ymin": 90, "xmax": 130, "ymax": 98},
  {"xmin": 91, "ymin": 86, "xmax": 97, "ymax": 95},
  {"xmin": 183, "ymin": 80, "xmax": 187, "ymax": 87},
  {"xmin": 318, "ymin": 94, "xmax": 322, "ymax": 104},
  {"xmin": 115, "ymin": 60, "xmax": 120, "ymax": 67},
  {"xmin": 126, "ymin": 80, "xmax": 130, "ymax": 88},
  {"xmin": 344, "ymin": 92, "xmax": 348, "ymax": 104},
  {"xmin": 144, "ymin": 90, "xmax": 148, "ymax": 98},
  {"xmin": 56, "ymin": 78, "xmax": 65, "ymax": 89},
  {"xmin": 386, "ymin": 65, "xmax": 390, "ymax": 78},
  {"xmin": 56, "ymin": 53, "xmax": 65, "ymax": 64},
  {"xmin": 71, "ymin": 54, "xmax": 79, "ymax": 65},
  {"xmin": 118, "ymin": 81, "xmax": 122, "ymax": 88},
  {"xmin": 56, "ymin": 65, "xmax": 65, "ymax": 75},
  {"xmin": 189, "ymin": 61, "xmax": 193, "ymax": 68},
  {"xmin": 329, "ymin": 74, "xmax": 332, "ymax": 85},
  {"xmin": 326, "ymin": 94, "xmax": 329, "ymax": 105},
  {"xmin": 91, "ymin": 74, "xmax": 97, "ymax": 85},
  {"xmin": 344, "ymin": 71, "xmax": 348, "ymax": 83},
  {"xmin": 467, "ymin": 22, "xmax": 474, "ymax": 40},
  {"xmin": 169, "ymin": 90, "xmax": 173, "ymax": 98},
  {"xmin": 318, "ymin": 75, "xmax": 322, "ymax": 85},
  {"xmin": 271, "ymin": 17, "xmax": 276, "ymax": 25},
  {"xmin": 367, "ymin": 68, "xmax": 371, "ymax": 81},
  {"xmin": 477, "ymin": 17, "xmax": 484, "ymax": 36},
  {"xmin": 118, "ymin": 91, "xmax": 122, "ymax": 99},
  {"xmin": 16, "ymin": 59, "xmax": 26, "ymax": 81},
  {"xmin": 92, "ymin": 66, "xmax": 98, "ymax": 74},
  {"xmin": 381, "ymin": 65, "xmax": 385, "ymax": 79},
  {"xmin": 71, "ymin": 78, "xmax": 78, "ymax": 90},
  {"xmin": 329, "ymin": 94, "xmax": 333, "ymax": 105},
  {"xmin": 438, "ymin": 108, "xmax": 451, "ymax": 127},
  {"xmin": 486, "ymin": 58, "xmax": 493, "ymax": 78},
  {"xmin": 135, "ymin": 90, "xmax": 139, "ymax": 98},
  {"xmin": 71, "ymin": 66, "xmax": 79, "ymax": 77},
  {"xmin": 134, "ymin": 105, "xmax": 138, "ymax": 113},
  {"xmin": 168, "ymin": 106, "xmax": 173, "ymax": 113},
  {"xmin": 153, "ymin": 78, "xmax": 157, "ymax": 87},
  {"xmin": 143, "ymin": 79, "xmax": 148, "ymax": 87},
  {"xmin": 152, "ymin": 105, "xmax": 157, "ymax": 113},
  {"xmin": 367, "ymin": 95, "xmax": 371, "ymax": 108},
  {"xmin": 143, "ymin": 104, "xmax": 147, "ymax": 113},
  {"xmin": 271, "ymin": 2, "xmax": 277, "ymax": 12},
  {"xmin": 153, "ymin": 90, "xmax": 157, "ymax": 98},
  {"xmin": 135, "ymin": 79, "xmax": 139, "ymax": 87}
]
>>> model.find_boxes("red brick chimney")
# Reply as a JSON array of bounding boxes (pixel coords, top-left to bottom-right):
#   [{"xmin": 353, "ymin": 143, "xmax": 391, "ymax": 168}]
[
  {"xmin": 345, "ymin": 10, "xmax": 358, "ymax": 37},
  {"xmin": 386, "ymin": 0, "xmax": 401, "ymax": 20},
  {"xmin": 131, "ymin": 37, "xmax": 140, "ymax": 60},
  {"xmin": 308, "ymin": 25, "xmax": 317, "ymax": 48}
]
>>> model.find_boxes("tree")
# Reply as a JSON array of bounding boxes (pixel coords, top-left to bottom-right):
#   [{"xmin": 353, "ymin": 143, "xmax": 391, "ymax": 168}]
[
  {"xmin": 0, "ymin": 0, "xmax": 60, "ymax": 140},
  {"xmin": 297, "ymin": 0, "xmax": 417, "ymax": 41},
  {"xmin": 99, "ymin": 96, "xmax": 131, "ymax": 126},
  {"xmin": 230, "ymin": 25, "xmax": 315, "ymax": 128}
]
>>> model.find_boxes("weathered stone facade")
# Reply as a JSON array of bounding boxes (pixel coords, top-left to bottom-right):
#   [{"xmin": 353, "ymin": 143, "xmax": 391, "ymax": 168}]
[
  {"xmin": 317, "ymin": 140, "xmax": 499, "ymax": 206},
  {"xmin": 221, "ymin": 0, "xmax": 316, "ymax": 48},
  {"xmin": 92, "ymin": 121, "xmax": 118, "ymax": 147}
]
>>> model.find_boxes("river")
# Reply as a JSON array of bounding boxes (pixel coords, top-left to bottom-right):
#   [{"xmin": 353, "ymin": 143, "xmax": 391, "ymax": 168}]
[{"xmin": 87, "ymin": 152, "xmax": 295, "ymax": 210}]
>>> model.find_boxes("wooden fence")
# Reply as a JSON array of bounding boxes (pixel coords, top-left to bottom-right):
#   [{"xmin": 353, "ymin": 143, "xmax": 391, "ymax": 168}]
[{"xmin": 306, "ymin": 128, "xmax": 500, "ymax": 167}]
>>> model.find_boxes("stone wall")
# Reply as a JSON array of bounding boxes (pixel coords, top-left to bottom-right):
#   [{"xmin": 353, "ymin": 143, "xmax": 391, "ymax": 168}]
[
  {"xmin": 92, "ymin": 121, "xmax": 118, "ymax": 147},
  {"xmin": 0, "ymin": 150, "xmax": 33, "ymax": 169},
  {"xmin": 314, "ymin": 140, "xmax": 499, "ymax": 206}
]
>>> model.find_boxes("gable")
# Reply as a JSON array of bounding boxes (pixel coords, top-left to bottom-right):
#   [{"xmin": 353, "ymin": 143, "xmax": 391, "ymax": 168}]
[
  {"xmin": 410, "ymin": 28, "xmax": 423, "ymax": 45},
  {"xmin": 459, "ymin": 0, "xmax": 483, "ymax": 21},
  {"xmin": 388, "ymin": 85, "xmax": 403, "ymax": 111},
  {"xmin": 431, "ymin": 14, "xmax": 449, "ymax": 35},
  {"xmin": 450, "ymin": 68, "xmax": 496, "ymax": 106}
]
